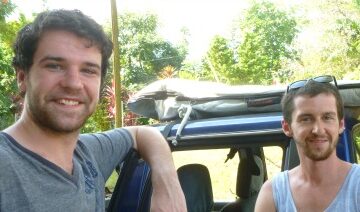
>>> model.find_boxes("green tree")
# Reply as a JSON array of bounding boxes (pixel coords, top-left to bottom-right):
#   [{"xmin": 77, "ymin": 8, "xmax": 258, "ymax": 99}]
[
  {"xmin": 199, "ymin": 1, "xmax": 298, "ymax": 85},
  {"xmin": 283, "ymin": 0, "xmax": 360, "ymax": 81},
  {"xmin": 322, "ymin": 1, "xmax": 360, "ymax": 80},
  {"xmin": 202, "ymin": 36, "xmax": 237, "ymax": 84},
  {"xmin": 81, "ymin": 99, "xmax": 112, "ymax": 133},
  {"xmin": 177, "ymin": 61, "xmax": 203, "ymax": 80},
  {"xmin": 236, "ymin": 1, "xmax": 298, "ymax": 84},
  {"xmin": 117, "ymin": 13, "xmax": 187, "ymax": 89},
  {"xmin": 0, "ymin": 0, "xmax": 28, "ymax": 129},
  {"xmin": 0, "ymin": 38, "xmax": 17, "ymax": 130}
]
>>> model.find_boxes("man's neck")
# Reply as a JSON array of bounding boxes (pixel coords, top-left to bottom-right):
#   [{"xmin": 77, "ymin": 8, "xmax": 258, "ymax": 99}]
[
  {"xmin": 289, "ymin": 153, "xmax": 352, "ymax": 211},
  {"xmin": 4, "ymin": 118, "xmax": 79, "ymax": 174},
  {"xmin": 296, "ymin": 153, "xmax": 350, "ymax": 184}
]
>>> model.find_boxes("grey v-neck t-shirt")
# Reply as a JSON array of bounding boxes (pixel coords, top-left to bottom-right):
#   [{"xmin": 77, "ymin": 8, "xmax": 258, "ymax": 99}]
[{"xmin": 0, "ymin": 129, "xmax": 133, "ymax": 212}]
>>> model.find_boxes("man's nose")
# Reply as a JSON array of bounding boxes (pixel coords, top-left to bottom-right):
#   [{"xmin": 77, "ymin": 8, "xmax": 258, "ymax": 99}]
[
  {"xmin": 60, "ymin": 68, "xmax": 84, "ymax": 90},
  {"xmin": 312, "ymin": 120, "xmax": 326, "ymax": 135}
]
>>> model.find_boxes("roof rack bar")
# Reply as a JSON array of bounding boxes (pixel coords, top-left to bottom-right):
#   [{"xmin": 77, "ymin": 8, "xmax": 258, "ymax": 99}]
[{"xmin": 172, "ymin": 104, "xmax": 192, "ymax": 146}]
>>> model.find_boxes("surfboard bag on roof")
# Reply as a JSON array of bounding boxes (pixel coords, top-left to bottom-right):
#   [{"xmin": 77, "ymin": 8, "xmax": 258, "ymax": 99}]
[
  {"xmin": 127, "ymin": 78, "xmax": 360, "ymax": 121},
  {"xmin": 127, "ymin": 79, "xmax": 285, "ymax": 121}
]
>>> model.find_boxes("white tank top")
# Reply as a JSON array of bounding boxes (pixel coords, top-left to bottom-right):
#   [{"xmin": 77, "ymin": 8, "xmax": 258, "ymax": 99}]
[{"xmin": 272, "ymin": 164, "xmax": 360, "ymax": 212}]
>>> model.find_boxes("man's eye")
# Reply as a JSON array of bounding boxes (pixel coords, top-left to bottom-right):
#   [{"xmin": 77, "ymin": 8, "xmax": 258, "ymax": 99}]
[
  {"xmin": 45, "ymin": 63, "xmax": 62, "ymax": 71},
  {"xmin": 299, "ymin": 117, "xmax": 311, "ymax": 123},
  {"xmin": 324, "ymin": 115, "xmax": 335, "ymax": 121},
  {"xmin": 82, "ymin": 68, "xmax": 99, "ymax": 75}
]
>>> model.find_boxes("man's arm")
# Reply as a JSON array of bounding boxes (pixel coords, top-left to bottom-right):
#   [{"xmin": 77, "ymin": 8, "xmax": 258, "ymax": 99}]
[
  {"xmin": 125, "ymin": 126, "xmax": 187, "ymax": 212},
  {"xmin": 254, "ymin": 180, "xmax": 276, "ymax": 212}
]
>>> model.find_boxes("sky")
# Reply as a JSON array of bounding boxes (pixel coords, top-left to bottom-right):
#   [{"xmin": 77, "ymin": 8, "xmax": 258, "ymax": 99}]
[{"xmin": 11, "ymin": 0, "xmax": 250, "ymax": 61}]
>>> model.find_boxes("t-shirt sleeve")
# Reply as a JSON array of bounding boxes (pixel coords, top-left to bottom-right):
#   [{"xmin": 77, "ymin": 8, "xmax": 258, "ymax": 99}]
[{"xmin": 78, "ymin": 128, "xmax": 134, "ymax": 180}]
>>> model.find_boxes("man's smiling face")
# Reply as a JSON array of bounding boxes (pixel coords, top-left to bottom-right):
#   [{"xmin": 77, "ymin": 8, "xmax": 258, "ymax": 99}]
[
  {"xmin": 18, "ymin": 30, "xmax": 102, "ymax": 133},
  {"xmin": 282, "ymin": 93, "xmax": 344, "ymax": 161}
]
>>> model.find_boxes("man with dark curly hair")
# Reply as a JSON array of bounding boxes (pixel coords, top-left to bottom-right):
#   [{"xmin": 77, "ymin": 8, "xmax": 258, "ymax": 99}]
[{"xmin": 0, "ymin": 9, "xmax": 186, "ymax": 212}]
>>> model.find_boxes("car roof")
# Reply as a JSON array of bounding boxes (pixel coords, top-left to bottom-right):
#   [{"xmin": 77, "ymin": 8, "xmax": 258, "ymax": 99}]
[
  {"xmin": 157, "ymin": 112, "xmax": 283, "ymax": 138},
  {"xmin": 128, "ymin": 79, "xmax": 360, "ymax": 121}
]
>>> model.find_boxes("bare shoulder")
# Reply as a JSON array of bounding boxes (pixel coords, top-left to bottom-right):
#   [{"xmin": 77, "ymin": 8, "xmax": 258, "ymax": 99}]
[{"xmin": 254, "ymin": 179, "xmax": 276, "ymax": 212}]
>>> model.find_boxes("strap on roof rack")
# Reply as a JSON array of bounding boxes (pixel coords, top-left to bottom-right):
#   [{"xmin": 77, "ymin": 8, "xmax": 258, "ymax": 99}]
[{"xmin": 172, "ymin": 104, "xmax": 192, "ymax": 146}]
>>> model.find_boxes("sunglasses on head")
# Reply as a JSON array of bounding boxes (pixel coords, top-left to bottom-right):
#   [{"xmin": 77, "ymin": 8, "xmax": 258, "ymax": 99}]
[{"xmin": 287, "ymin": 75, "xmax": 337, "ymax": 92}]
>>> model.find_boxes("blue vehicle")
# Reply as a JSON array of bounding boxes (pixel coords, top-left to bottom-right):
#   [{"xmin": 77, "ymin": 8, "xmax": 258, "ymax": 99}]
[{"xmin": 107, "ymin": 79, "xmax": 360, "ymax": 212}]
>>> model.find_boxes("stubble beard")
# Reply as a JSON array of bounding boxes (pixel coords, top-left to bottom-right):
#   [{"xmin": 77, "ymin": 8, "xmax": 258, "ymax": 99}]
[
  {"xmin": 26, "ymin": 91, "xmax": 93, "ymax": 134},
  {"xmin": 298, "ymin": 137, "xmax": 338, "ymax": 161}
]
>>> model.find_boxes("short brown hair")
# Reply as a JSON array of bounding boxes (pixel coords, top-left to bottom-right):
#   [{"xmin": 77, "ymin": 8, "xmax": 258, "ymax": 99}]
[
  {"xmin": 12, "ymin": 9, "xmax": 113, "ymax": 88},
  {"xmin": 281, "ymin": 80, "xmax": 344, "ymax": 124}
]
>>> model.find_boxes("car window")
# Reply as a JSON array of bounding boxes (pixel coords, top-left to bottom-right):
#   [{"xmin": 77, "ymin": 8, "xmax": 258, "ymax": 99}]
[
  {"xmin": 173, "ymin": 149, "xmax": 239, "ymax": 201},
  {"xmin": 173, "ymin": 146, "xmax": 284, "ymax": 202},
  {"xmin": 263, "ymin": 146, "xmax": 283, "ymax": 179}
]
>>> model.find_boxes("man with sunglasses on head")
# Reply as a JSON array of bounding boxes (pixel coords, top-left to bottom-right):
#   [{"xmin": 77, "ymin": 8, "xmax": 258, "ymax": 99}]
[
  {"xmin": 0, "ymin": 9, "xmax": 186, "ymax": 211},
  {"xmin": 255, "ymin": 76, "xmax": 360, "ymax": 212}
]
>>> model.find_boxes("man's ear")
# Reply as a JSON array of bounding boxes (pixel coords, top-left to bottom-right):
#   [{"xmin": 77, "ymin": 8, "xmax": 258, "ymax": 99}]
[
  {"xmin": 339, "ymin": 118, "xmax": 345, "ymax": 134},
  {"xmin": 282, "ymin": 119, "xmax": 293, "ymax": 137},
  {"xmin": 16, "ymin": 69, "xmax": 27, "ymax": 96}
]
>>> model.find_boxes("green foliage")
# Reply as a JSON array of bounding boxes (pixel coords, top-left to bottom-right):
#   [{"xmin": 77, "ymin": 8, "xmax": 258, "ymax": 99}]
[
  {"xmin": 177, "ymin": 62, "xmax": 203, "ymax": 80},
  {"xmin": 286, "ymin": 0, "xmax": 360, "ymax": 81},
  {"xmin": 200, "ymin": 0, "xmax": 298, "ymax": 85},
  {"xmin": 1, "ymin": 14, "xmax": 27, "ymax": 47},
  {"xmin": 0, "ymin": 48, "xmax": 15, "ymax": 129},
  {"xmin": 178, "ymin": 70, "xmax": 199, "ymax": 80},
  {"xmin": 81, "ymin": 99, "xmax": 113, "ymax": 133},
  {"xmin": 117, "ymin": 13, "xmax": 187, "ymax": 89},
  {"xmin": 236, "ymin": 1, "xmax": 298, "ymax": 84},
  {"xmin": 0, "ymin": 1, "xmax": 24, "ymax": 129},
  {"xmin": 333, "ymin": 18, "xmax": 360, "ymax": 80},
  {"xmin": 355, "ymin": 0, "xmax": 360, "ymax": 8},
  {"xmin": 0, "ymin": 0, "xmax": 16, "ymax": 21},
  {"xmin": 354, "ymin": 126, "xmax": 360, "ymax": 161},
  {"xmin": 202, "ymin": 36, "xmax": 237, "ymax": 84}
]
